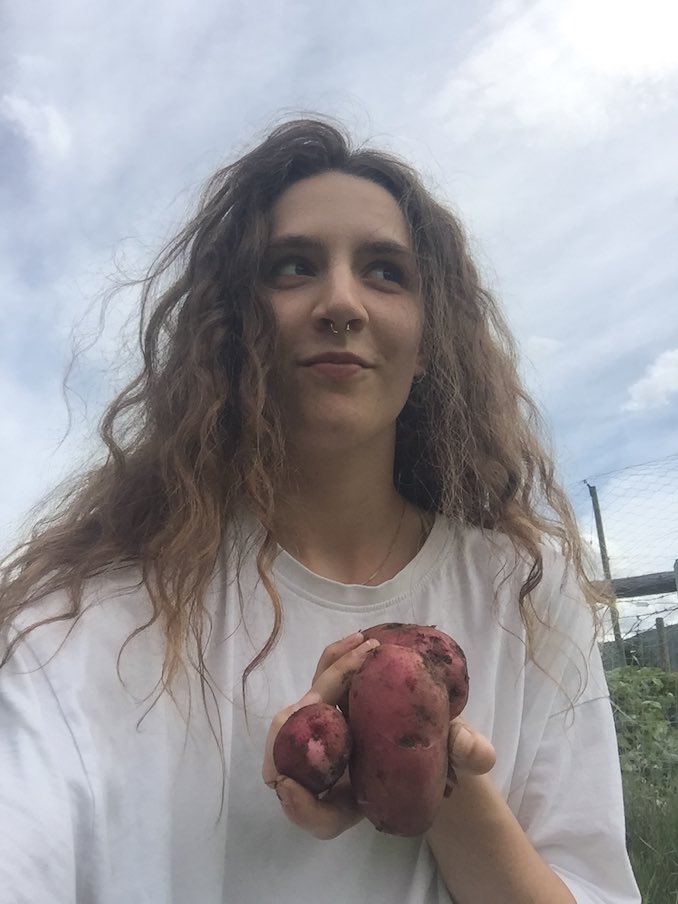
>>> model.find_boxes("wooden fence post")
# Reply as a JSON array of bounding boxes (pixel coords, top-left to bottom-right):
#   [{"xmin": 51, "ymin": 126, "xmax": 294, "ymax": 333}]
[
  {"xmin": 656, "ymin": 617, "xmax": 672, "ymax": 672},
  {"xmin": 586, "ymin": 481, "xmax": 627, "ymax": 666}
]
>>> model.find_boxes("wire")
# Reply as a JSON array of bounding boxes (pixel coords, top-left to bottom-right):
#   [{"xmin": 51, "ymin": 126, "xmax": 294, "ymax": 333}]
[{"xmin": 583, "ymin": 452, "xmax": 678, "ymax": 483}]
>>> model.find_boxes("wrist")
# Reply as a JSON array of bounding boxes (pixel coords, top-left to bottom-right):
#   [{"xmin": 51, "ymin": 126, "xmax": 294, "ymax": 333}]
[
  {"xmin": 426, "ymin": 772, "xmax": 575, "ymax": 904},
  {"xmin": 427, "ymin": 771, "xmax": 501, "ymax": 842}
]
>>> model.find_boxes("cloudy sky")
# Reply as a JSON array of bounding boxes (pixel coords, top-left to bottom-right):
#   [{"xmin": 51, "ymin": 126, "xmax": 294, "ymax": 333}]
[{"xmin": 2, "ymin": 0, "xmax": 677, "ymax": 631}]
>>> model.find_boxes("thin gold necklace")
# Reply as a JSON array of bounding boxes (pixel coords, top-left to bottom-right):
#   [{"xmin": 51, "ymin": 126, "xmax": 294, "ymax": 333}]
[{"xmin": 361, "ymin": 498, "xmax": 408, "ymax": 585}]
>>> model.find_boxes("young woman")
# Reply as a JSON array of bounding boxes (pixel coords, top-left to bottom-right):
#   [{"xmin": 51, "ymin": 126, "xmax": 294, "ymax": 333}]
[{"xmin": 0, "ymin": 119, "xmax": 640, "ymax": 903}]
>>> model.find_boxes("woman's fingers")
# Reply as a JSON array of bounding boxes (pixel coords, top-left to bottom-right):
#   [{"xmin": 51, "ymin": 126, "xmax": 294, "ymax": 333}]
[
  {"xmin": 274, "ymin": 774, "xmax": 363, "ymax": 840},
  {"xmin": 448, "ymin": 720, "xmax": 496, "ymax": 776},
  {"xmin": 311, "ymin": 631, "xmax": 366, "ymax": 684},
  {"xmin": 262, "ymin": 637, "xmax": 378, "ymax": 788},
  {"xmin": 310, "ymin": 637, "xmax": 379, "ymax": 707}
]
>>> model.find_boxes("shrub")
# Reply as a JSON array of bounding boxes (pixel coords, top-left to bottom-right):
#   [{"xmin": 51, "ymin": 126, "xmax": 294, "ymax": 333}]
[
  {"xmin": 606, "ymin": 666, "xmax": 678, "ymax": 788},
  {"xmin": 607, "ymin": 665, "xmax": 678, "ymax": 903}
]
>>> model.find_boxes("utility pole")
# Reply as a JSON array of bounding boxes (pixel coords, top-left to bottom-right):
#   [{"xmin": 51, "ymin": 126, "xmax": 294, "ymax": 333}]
[{"xmin": 586, "ymin": 482, "xmax": 627, "ymax": 666}]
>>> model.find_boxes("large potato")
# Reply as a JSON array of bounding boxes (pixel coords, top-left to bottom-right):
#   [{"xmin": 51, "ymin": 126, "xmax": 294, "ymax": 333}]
[
  {"xmin": 360, "ymin": 623, "xmax": 469, "ymax": 718},
  {"xmin": 348, "ymin": 644, "xmax": 451, "ymax": 836}
]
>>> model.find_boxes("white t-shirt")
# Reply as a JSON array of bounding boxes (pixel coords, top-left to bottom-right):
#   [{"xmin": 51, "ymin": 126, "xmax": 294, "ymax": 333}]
[{"xmin": 1, "ymin": 514, "xmax": 640, "ymax": 903}]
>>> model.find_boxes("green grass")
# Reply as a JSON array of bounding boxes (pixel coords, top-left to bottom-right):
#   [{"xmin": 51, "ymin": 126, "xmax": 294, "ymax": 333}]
[
  {"xmin": 623, "ymin": 771, "xmax": 678, "ymax": 904},
  {"xmin": 606, "ymin": 666, "xmax": 678, "ymax": 901}
]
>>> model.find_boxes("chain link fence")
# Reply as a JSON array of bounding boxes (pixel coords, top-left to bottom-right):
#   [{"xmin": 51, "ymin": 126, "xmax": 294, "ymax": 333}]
[{"xmin": 568, "ymin": 454, "xmax": 678, "ymax": 669}]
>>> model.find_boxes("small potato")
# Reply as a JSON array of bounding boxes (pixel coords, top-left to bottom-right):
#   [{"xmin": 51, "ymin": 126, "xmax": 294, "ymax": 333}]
[
  {"xmin": 348, "ymin": 645, "xmax": 450, "ymax": 836},
  {"xmin": 273, "ymin": 702, "xmax": 352, "ymax": 795}
]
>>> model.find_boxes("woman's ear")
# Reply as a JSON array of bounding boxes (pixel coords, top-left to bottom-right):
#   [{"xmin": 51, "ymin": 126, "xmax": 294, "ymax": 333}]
[{"xmin": 413, "ymin": 352, "xmax": 427, "ymax": 380}]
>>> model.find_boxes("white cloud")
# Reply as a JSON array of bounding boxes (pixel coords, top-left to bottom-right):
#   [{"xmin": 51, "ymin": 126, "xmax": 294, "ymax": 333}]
[
  {"xmin": 623, "ymin": 349, "xmax": 678, "ymax": 411},
  {"xmin": 560, "ymin": 0, "xmax": 678, "ymax": 79},
  {"xmin": 520, "ymin": 335, "xmax": 565, "ymax": 396},
  {"xmin": 524, "ymin": 335, "xmax": 562, "ymax": 363},
  {"xmin": 429, "ymin": 0, "xmax": 678, "ymax": 143},
  {"xmin": 0, "ymin": 371, "xmax": 93, "ymax": 554},
  {"xmin": 0, "ymin": 94, "xmax": 72, "ymax": 162}
]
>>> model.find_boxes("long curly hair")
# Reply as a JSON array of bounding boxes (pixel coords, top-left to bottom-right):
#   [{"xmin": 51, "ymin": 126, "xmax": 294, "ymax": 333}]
[{"xmin": 0, "ymin": 118, "xmax": 607, "ymax": 714}]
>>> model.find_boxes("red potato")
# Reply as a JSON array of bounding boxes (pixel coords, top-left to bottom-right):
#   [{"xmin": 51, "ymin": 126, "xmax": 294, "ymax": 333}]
[
  {"xmin": 272, "ymin": 702, "xmax": 352, "ymax": 795},
  {"xmin": 338, "ymin": 623, "xmax": 469, "ymax": 720},
  {"xmin": 272, "ymin": 624, "xmax": 469, "ymax": 837},
  {"xmin": 348, "ymin": 644, "xmax": 451, "ymax": 836},
  {"xmin": 360, "ymin": 623, "xmax": 469, "ymax": 719}
]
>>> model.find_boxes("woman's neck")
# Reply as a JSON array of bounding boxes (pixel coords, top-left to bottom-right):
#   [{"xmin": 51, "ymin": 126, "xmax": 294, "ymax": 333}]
[{"xmin": 272, "ymin": 446, "xmax": 429, "ymax": 585}]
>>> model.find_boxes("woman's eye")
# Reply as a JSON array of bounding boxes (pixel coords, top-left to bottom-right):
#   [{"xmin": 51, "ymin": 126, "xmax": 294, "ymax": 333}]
[
  {"xmin": 368, "ymin": 262, "xmax": 405, "ymax": 284},
  {"xmin": 270, "ymin": 257, "xmax": 312, "ymax": 279},
  {"xmin": 368, "ymin": 261, "xmax": 403, "ymax": 283}
]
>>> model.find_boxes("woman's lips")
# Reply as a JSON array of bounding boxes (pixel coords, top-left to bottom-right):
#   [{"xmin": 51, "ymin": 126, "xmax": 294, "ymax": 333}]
[{"xmin": 306, "ymin": 362, "xmax": 364, "ymax": 378}]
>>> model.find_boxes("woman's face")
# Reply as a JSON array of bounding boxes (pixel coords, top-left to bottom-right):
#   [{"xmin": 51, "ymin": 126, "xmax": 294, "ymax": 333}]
[{"xmin": 264, "ymin": 171, "xmax": 425, "ymax": 455}]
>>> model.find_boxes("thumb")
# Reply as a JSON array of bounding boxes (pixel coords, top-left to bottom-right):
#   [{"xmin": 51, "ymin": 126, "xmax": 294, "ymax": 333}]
[{"xmin": 449, "ymin": 721, "xmax": 496, "ymax": 775}]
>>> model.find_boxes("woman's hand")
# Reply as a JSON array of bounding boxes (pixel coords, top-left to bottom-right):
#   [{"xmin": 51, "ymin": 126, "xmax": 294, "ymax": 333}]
[
  {"xmin": 262, "ymin": 632, "xmax": 379, "ymax": 840},
  {"xmin": 446, "ymin": 719, "xmax": 496, "ymax": 781},
  {"xmin": 263, "ymin": 633, "xmax": 495, "ymax": 841}
]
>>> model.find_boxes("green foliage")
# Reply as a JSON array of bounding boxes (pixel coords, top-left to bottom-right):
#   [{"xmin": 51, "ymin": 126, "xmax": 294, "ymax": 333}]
[
  {"xmin": 607, "ymin": 666, "xmax": 678, "ymax": 787},
  {"xmin": 622, "ymin": 771, "xmax": 678, "ymax": 904},
  {"xmin": 607, "ymin": 666, "xmax": 678, "ymax": 903}
]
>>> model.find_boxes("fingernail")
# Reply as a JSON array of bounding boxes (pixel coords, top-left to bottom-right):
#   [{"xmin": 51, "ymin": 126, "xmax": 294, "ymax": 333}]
[
  {"xmin": 343, "ymin": 631, "xmax": 363, "ymax": 641},
  {"xmin": 275, "ymin": 778, "xmax": 290, "ymax": 804},
  {"xmin": 364, "ymin": 639, "xmax": 379, "ymax": 649}
]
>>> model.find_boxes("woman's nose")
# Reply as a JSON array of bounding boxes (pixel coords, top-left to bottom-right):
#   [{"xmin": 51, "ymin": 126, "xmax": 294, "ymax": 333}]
[{"xmin": 312, "ymin": 265, "xmax": 368, "ymax": 332}]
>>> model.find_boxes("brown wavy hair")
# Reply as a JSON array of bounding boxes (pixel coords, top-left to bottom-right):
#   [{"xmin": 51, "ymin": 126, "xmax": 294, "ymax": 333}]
[{"xmin": 0, "ymin": 117, "xmax": 607, "ymax": 717}]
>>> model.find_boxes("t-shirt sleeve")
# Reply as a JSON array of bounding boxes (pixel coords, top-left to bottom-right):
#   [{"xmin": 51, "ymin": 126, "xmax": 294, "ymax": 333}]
[
  {"xmin": 510, "ymin": 554, "xmax": 641, "ymax": 904},
  {"xmin": 0, "ymin": 638, "xmax": 89, "ymax": 904}
]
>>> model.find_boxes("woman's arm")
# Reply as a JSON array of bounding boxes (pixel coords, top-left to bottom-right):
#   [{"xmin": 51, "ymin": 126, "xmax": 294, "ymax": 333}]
[
  {"xmin": 426, "ymin": 720, "xmax": 575, "ymax": 903},
  {"xmin": 426, "ymin": 555, "xmax": 642, "ymax": 904},
  {"xmin": 427, "ymin": 768, "xmax": 575, "ymax": 903}
]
